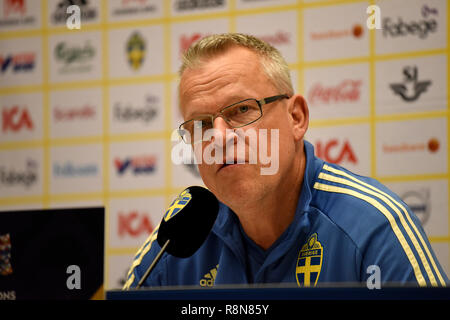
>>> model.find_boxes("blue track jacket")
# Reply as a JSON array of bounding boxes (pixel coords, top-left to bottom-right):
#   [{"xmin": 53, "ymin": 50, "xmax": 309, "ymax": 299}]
[{"xmin": 123, "ymin": 141, "xmax": 448, "ymax": 289}]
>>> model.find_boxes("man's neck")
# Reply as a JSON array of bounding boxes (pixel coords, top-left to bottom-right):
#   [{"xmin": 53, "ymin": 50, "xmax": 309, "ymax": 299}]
[{"xmin": 233, "ymin": 153, "xmax": 306, "ymax": 251}]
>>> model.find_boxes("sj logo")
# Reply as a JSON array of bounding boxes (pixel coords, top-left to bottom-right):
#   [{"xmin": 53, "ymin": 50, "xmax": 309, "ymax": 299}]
[
  {"xmin": 296, "ymin": 233, "xmax": 323, "ymax": 287},
  {"xmin": 164, "ymin": 189, "xmax": 192, "ymax": 222},
  {"xmin": 2, "ymin": 106, "xmax": 33, "ymax": 133}
]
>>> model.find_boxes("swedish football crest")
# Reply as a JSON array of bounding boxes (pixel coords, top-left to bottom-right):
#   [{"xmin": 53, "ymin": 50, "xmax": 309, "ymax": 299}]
[
  {"xmin": 164, "ymin": 189, "xmax": 192, "ymax": 222},
  {"xmin": 296, "ymin": 233, "xmax": 323, "ymax": 287},
  {"xmin": 127, "ymin": 32, "xmax": 146, "ymax": 70}
]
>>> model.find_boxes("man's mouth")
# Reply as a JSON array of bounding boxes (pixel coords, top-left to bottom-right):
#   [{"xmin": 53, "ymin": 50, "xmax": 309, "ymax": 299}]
[{"xmin": 218, "ymin": 158, "xmax": 247, "ymax": 171}]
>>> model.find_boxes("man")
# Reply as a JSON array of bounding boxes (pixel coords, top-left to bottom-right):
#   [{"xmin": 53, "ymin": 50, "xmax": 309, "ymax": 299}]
[{"xmin": 123, "ymin": 33, "xmax": 448, "ymax": 289}]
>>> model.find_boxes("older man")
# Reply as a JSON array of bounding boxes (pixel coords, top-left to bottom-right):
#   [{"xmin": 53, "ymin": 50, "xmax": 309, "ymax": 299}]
[{"xmin": 123, "ymin": 33, "xmax": 447, "ymax": 289}]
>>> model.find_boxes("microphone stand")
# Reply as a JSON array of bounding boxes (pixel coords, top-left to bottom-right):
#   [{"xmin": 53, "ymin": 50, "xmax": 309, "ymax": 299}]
[{"xmin": 135, "ymin": 239, "xmax": 170, "ymax": 289}]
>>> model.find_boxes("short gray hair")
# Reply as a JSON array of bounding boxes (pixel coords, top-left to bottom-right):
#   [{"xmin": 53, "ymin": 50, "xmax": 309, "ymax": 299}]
[{"xmin": 179, "ymin": 33, "xmax": 294, "ymax": 96}]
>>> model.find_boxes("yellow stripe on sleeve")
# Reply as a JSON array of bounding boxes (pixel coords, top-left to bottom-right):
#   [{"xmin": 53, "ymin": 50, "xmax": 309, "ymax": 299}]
[
  {"xmin": 318, "ymin": 172, "xmax": 437, "ymax": 286},
  {"xmin": 322, "ymin": 164, "xmax": 446, "ymax": 287},
  {"xmin": 122, "ymin": 227, "xmax": 159, "ymax": 290},
  {"xmin": 314, "ymin": 182, "xmax": 427, "ymax": 287}
]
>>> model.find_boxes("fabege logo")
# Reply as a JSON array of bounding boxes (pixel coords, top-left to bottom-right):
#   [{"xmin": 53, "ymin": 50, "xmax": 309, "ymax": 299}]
[
  {"xmin": 0, "ymin": 52, "xmax": 35, "ymax": 73},
  {"xmin": 315, "ymin": 139, "xmax": 358, "ymax": 165},
  {"xmin": 390, "ymin": 66, "xmax": 431, "ymax": 102},
  {"xmin": 2, "ymin": 106, "xmax": 33, "ymax": 133},
  {"xmin": 114, "ymin": 155, "xmax": 157, "ymax": 175},
  {"xmin": 382, "ymin": 5, "xmax": 438, "ymax": 39},
  {"xmin": 308, "ymin": 79, "xmax": 362, "ymax": 106},
  {"xmin": 118, "ymin": 211, "xmax": 154, "ymax": 237},
  {"xmin": 113, "ymin": 95, "xmax": 159, "ymax": 124},
  {"xmin": 0, "ymin": 158, "xmax": 38, "ymax": 188}
]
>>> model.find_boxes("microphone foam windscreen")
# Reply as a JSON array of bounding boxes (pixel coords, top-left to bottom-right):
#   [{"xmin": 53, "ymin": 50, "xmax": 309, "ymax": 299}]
[{"xmin": 157, "ymin": 186, "xmax": 219, "ymax": 258}]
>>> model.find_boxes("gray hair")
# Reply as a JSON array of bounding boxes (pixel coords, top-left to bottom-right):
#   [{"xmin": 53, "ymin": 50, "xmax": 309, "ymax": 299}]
[{"xmin": 179, "ymin": 33, "xmax": 294, "ymax": 96}]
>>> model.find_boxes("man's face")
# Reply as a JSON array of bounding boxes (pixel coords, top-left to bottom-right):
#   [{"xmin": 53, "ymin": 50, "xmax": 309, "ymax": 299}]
[{"xmin": 179, "ymin": 46, "xmax": 301, "ymax": 209}]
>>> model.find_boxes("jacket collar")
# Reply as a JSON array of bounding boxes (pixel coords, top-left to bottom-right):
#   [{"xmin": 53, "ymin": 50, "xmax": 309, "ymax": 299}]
[{"xmin": 212, "ymin": 140, "xmax": 323, "ymax": 245}]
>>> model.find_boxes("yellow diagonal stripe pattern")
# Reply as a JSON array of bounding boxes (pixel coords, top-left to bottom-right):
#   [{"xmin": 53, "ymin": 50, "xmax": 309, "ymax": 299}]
[{"xmin": 321, "ymin": 164, "xmax": 446, "ymax": 286}]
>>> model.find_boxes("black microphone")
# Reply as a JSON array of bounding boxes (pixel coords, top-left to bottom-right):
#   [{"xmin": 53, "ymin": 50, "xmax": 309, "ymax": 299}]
[{"xmin": 136, "ymin": 186, "xmax": 219, "ymax": 288}]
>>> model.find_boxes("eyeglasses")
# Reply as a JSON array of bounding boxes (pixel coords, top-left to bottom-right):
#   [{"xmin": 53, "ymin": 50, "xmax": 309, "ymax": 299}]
[{"xmin": 178, "ymin": 94, "xmax": 289, "ymax": 144}]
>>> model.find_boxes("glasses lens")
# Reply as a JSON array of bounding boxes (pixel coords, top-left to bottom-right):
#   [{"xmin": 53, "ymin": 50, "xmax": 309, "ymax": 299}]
[
  {"xmin": 222, "ymin": 99, "xmax": 261, "ymax": 127},
  {"xmin": 180, "ymin": 118, "xmax": 212, "ymax": 143}
]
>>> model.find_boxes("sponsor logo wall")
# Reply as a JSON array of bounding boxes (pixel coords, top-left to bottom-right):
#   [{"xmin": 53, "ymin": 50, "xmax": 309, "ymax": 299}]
[{"xmin": 0, "ymin": 0, "xmax": 448, "ymax": 289}]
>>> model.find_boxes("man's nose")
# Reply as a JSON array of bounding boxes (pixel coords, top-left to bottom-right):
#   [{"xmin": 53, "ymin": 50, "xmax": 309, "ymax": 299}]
[{"xmin": 212, "ymin": 116, "xmax": 235, "ymax": 146}]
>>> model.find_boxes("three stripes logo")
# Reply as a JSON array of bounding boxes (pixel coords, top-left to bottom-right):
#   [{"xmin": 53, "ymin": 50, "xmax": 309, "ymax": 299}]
[
  {"xmin": 314, "ymin": 164, "xmax": 446, "ymax": 287},
  {"xmin": 200, "ymin": 264, "xmax": 219, "ymax": 287}
]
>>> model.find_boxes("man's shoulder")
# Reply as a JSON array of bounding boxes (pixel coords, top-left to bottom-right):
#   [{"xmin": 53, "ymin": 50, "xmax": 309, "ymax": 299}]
[{"xmin": 308, "ymin": 162, "xmax": 412, "ymax": 247}]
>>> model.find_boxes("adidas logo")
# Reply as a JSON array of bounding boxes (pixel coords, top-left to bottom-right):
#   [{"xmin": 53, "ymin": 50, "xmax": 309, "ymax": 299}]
[{"xmin": 199, "ymin": 264, "xmax": 219, "ymax": 287}]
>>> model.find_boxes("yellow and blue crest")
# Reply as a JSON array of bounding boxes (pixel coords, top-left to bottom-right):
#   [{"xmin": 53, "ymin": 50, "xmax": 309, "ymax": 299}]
[
  {"xmin": 296, "ymin": 233, "xmax": 323, "ymax": 287},
  {"xmin": 163, "ymin": 190, "xmax": 192, "ymax": 222},
  {"xmin": 127, "ymin": 32, "xmax": 146, "ymax": 70}
]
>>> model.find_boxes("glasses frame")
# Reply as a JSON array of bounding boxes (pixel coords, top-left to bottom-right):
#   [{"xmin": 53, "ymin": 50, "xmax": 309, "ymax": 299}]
[{"xmin": 178, "ymin": 94, "xmax": 290, "ymax": 143}]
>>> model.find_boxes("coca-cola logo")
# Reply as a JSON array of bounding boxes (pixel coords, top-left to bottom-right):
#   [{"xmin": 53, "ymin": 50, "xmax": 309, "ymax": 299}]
[{"xmin": 308, "ymin": 80, "xmax": 362, "ymax": 105}]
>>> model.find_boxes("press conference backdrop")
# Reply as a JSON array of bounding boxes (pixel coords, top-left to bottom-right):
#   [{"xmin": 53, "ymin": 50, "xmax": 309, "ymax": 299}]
[{"xmin": 0, "ymin": 0, "xmax": 448, "ymax": 290}]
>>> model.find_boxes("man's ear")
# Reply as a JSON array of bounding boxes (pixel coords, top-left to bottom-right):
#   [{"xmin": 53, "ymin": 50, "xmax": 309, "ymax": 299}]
[{"xmin": 288, "ymin": 94, "xmax": 309, "ymax": 141}]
